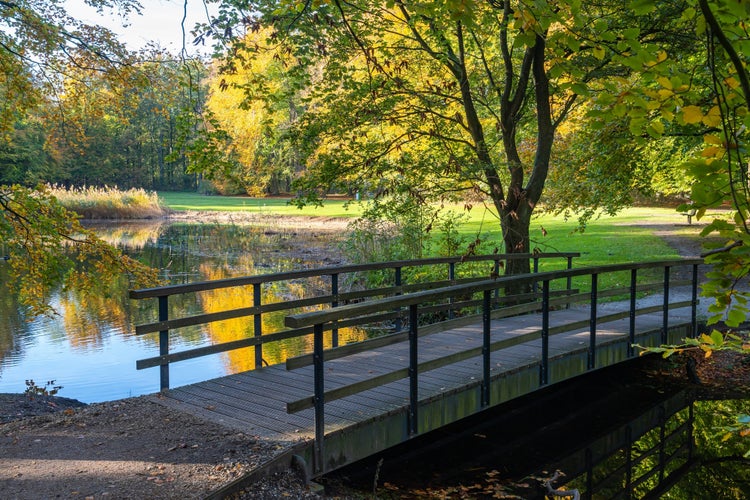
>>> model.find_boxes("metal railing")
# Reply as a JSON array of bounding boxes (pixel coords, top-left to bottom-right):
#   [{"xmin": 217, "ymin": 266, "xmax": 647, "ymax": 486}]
[
  {"xmin": 282, "ymin": 258, "xmax": 702, "ymax": 473},
  {"xmin": 130, "ymin": 252, "xmax": 579, "ymax": 390}
]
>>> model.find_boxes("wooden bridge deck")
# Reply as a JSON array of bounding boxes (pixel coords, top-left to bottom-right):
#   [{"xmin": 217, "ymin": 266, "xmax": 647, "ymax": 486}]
[{"xmin": 149, "ymin": 299, "xmax": 697, "ymax": 479}]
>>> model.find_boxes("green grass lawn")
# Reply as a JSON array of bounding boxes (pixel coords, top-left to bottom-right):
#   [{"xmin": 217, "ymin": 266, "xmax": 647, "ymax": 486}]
[
  {"xmin": 160, "ymin": 192, "xmax": 710, "ymax": 268},
  {"xmin": 444, "ymin": 205, "xmax": 709, "ymax": 268},
  {"xmin": 158, "ymin": 191, "xmax": 361, "ymax": 218}
]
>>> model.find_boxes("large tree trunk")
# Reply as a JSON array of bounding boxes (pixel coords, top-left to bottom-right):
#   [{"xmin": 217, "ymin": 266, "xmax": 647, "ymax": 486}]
[{"xmin": 501, "ymin": 207, "xmax": 531, "ymax": 274}]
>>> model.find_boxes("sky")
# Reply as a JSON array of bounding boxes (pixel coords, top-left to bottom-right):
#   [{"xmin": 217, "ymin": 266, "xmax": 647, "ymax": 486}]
[{"xmin": 67, "ymin": 0, "xmax": 217, "ymax": 55}]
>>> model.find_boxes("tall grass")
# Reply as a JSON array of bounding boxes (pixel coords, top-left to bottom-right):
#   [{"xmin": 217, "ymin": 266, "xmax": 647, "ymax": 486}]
[{"xmin": 49, "ymin": 185, "xmax": 167, "ymax": 220}]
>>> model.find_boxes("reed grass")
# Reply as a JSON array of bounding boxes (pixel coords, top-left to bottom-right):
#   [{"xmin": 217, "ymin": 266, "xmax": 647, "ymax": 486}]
[{"xmin": 49, "ymin": 185, "xmax": 167, "ymax": 219}]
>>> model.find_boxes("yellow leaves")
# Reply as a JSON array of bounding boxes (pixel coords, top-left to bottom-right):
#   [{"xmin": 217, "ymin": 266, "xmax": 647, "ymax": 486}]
[
  {"xmin": 1, "ymin": 185, "xmax": 159, "ymax": 317},
  {"xmin": 704, "ymin": 133, "xmax": 723, "ymax": 145},
  {"xmin": 681, "ymin": 105, "xmax": 724, "ymax": 127},
  {"xmin": 725, "ymin": 76, "xmax": 740, "ymax": 89},
  {"xmin": 514, "ymin": 8, "xmax": 539, "ymax": 31},
  {"xmin": 701, "ymin": 146, "xmax": 722, "ymax": 158},
  {"xmin": 657, "ymin": 89, "xmax": 673, "ymax": 100},
  {"xmin": 657, "ymin": 76, "xmax": 673, "ymax": 90},
  {"xmin": 682, "ymin": 105, "xmax": 703, "ymax": 124},
  {"xmin": 593, "ymin": 46, "xmax": 605, "ymax": 60},
  {"xmin": 703, "ymin": 106, "xmax": 722, "ymax": 127}
]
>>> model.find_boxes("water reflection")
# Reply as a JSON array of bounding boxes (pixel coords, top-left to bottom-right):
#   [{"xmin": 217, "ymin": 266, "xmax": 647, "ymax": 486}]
[
  {"xmin": 323, "ymin": 359, "xmax": 750, "ymax": 499},
  {"xmin": 0, "ymin": 220, "xmax": 352, "ymax": 403},
  {"xmin": 558, "ymin": 396, "xmax": 750, "ymax": 499}
]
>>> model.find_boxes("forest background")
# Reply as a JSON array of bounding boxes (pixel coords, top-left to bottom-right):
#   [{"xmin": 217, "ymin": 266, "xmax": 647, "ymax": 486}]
[{"xmin": 2, "ymin": 0, "xmax": 750, "ymax": 331}]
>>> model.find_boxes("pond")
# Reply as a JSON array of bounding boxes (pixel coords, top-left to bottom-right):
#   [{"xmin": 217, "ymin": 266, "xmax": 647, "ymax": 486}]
[{"xmin": 0, "ymin": 220, "xmax": 351, "ymax": 403}]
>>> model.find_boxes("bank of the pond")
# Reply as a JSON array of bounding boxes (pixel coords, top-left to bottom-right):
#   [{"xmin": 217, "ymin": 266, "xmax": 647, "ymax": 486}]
[{"xmin": 0, "ymin": 393, "xmax": 323, "ymax": 499}]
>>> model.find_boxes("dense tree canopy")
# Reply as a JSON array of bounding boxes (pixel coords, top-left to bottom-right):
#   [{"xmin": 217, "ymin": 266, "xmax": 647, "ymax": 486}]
[
  {"xmin": 0, "ymin": 0, "xmax": 162, "ymax": 314},
  {"xmin": 203, "ymin": 1, "xmax": 706, "ymax": 276}
]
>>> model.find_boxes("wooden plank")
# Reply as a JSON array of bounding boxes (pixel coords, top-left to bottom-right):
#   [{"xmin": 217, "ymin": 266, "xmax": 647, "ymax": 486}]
[
  {"xmin": 241, "ymin": 365, "xmax": 412, "ymax": 415},
  {"xmin": 162, "ymin": 389, "xmax": 302, "ymax": 439},
  {"xmin": 200, "ymin": 378, "xmax": 363, "ymax": 429},
  {"xmin": 172, "ymin": 383, "xmax": 318, "ymax": 433}
]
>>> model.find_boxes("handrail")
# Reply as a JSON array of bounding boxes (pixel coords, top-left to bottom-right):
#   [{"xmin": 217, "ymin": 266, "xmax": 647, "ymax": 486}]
[
  {"xmin": 129, "ymin": 252, "xmax": 580, "ymax": 391},
  {"xmin": 284, "ymin": 259, "xmax": 702, "ymax": 328},
  {"xmin": 129, "ymin": 252, "xmax": 579, "ymax": 299},
  {"xmin": 280, "ymin": 258, "xmax": 702, "ymax": 474}
]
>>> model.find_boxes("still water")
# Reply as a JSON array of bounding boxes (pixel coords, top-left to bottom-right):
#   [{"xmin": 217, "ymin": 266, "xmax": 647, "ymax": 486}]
[
  {"xmin": 324, "ymin": 359, "xmax": 750, "ymax": 498},
  {"xmin": 0, "ymin": 220, "xmax": 349, "ymax": 403}
]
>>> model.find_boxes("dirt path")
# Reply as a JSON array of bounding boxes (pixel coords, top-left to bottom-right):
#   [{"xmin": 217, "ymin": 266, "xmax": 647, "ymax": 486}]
[{"xmin": 0, "ymin": 395, "xmax": 307, "ymax": 499}]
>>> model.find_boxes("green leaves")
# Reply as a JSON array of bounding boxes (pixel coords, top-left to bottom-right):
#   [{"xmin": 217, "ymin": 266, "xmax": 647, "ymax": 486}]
[
  {"xmin": 0, "ymin": 185, "xmax": 160, "ymax": 317},
  {"xmin": 637, "ymin": 329, "xmax": 749, "ymax": 359},
  {"xmin": 629, "ymin": 0, "xmax": 656, "ymax": 15}
]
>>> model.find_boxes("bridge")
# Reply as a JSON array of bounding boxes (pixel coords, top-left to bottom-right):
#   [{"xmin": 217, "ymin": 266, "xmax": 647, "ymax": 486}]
[{"xmin": 129, "ymin": 254, "xmax": 703, "ymax": 486}]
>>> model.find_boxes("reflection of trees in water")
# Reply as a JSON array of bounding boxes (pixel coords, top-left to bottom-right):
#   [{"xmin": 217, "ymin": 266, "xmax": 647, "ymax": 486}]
[
  {"xmin": 198, "ymin": 263, "xmax": 366, "ymax": 373},
  {"xmin": 83, "ymin": 221, "xmax": 166, "ymax": 250},
  {"xmin": 1, "ymin": 221, "xmax": 347, "ymax": 377},
  {"xmin": 564, "ymin": 396, "xmax": 750, "ymax": 498},
  {"xmin": 0, "ymin": 265, "xmax": 27, "ymax": 364},
  {"xmin": 58, "ymin": 271, "xmax": 132, "ymax": 347},
  {"xmin": 683, "ymin": 399, "xmax": 750, "ymax": 498}
]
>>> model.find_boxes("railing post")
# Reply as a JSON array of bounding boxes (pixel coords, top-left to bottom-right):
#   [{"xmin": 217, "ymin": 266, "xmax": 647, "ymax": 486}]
[
  {"xmin": 408, "ymin": 303, "xmax": 419, "ymax": 436},
  {"xmin": 628, "ymin": 269, "xmax": 637, "ymax": 358},
  {"xmin": 691, "ymin": 263, "xmax": 699, "ymax": 339},
  {"xmin": 585, "ymin": 448, "xmax": 593, "ymax": 498},
  {"xmin": 532, "ymin": 256, "xmax": 540, "ymax": 293},
  {"xmin": 566, "ymin": 256, "xmax": 574, "ymax": 309},
  {"xmin": 253, "ymin": 283, "xmax": 263, "ymax": 368},
  {"xmin": 313, "ymin": 323, "xmax": 325, "ymax": 474},
  {"xmin": 662, "ymin": 266, "xmax": 670, "ymax": 344},
  {"xmin": 331, "ymin": 273, "xmax": 339, "ymax": 348},
  {"xmin": 448, "ymin": 262, "xmax": 456, "ymax": 320},
  {"xmin": 482, "ymin": 290, "xmax": 491, "ymax": 406},
  {"xmin": 493, "ymin": 259, "xmax": 501, "ymax": 305},
  {"xmin": 394, "ymin": 267, "xmax": 403, "ymax": 333},
  {"xmin": 540, "ymin": 280, "xmax": 550, "ymax": 386},
  {"xmin": 589, "ymin": 273, "xmax": 598, "ymax": 370},
  {"xmin": 158, "ymin": 295, "xmax": 169, "ymax": 391}
]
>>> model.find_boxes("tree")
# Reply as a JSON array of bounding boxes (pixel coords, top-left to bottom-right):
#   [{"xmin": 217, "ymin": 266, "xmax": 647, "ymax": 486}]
[
  {"xmin": 204, "ymin": 26, "xmax": 305, "ymax": 195},
  {"xmin": 597, "ymin": 0, "xmax": 750, "ymax": 328},
  {"xmin": 207, "ymin": 1, "xmax": 698, "ymax": 281},
  {"xmin": 0, "ymin": 1, "xmax": 160, "ymax": 315},
  {"xmin": 613, "ymin": 0, "xmax": 750, "ymax": 451}
]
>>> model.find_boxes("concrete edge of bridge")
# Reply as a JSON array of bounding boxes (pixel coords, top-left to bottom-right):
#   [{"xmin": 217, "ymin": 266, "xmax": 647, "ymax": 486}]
[{"xmin": 203, "ymin": 440, "xmax": 315, "ymax": 500}]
